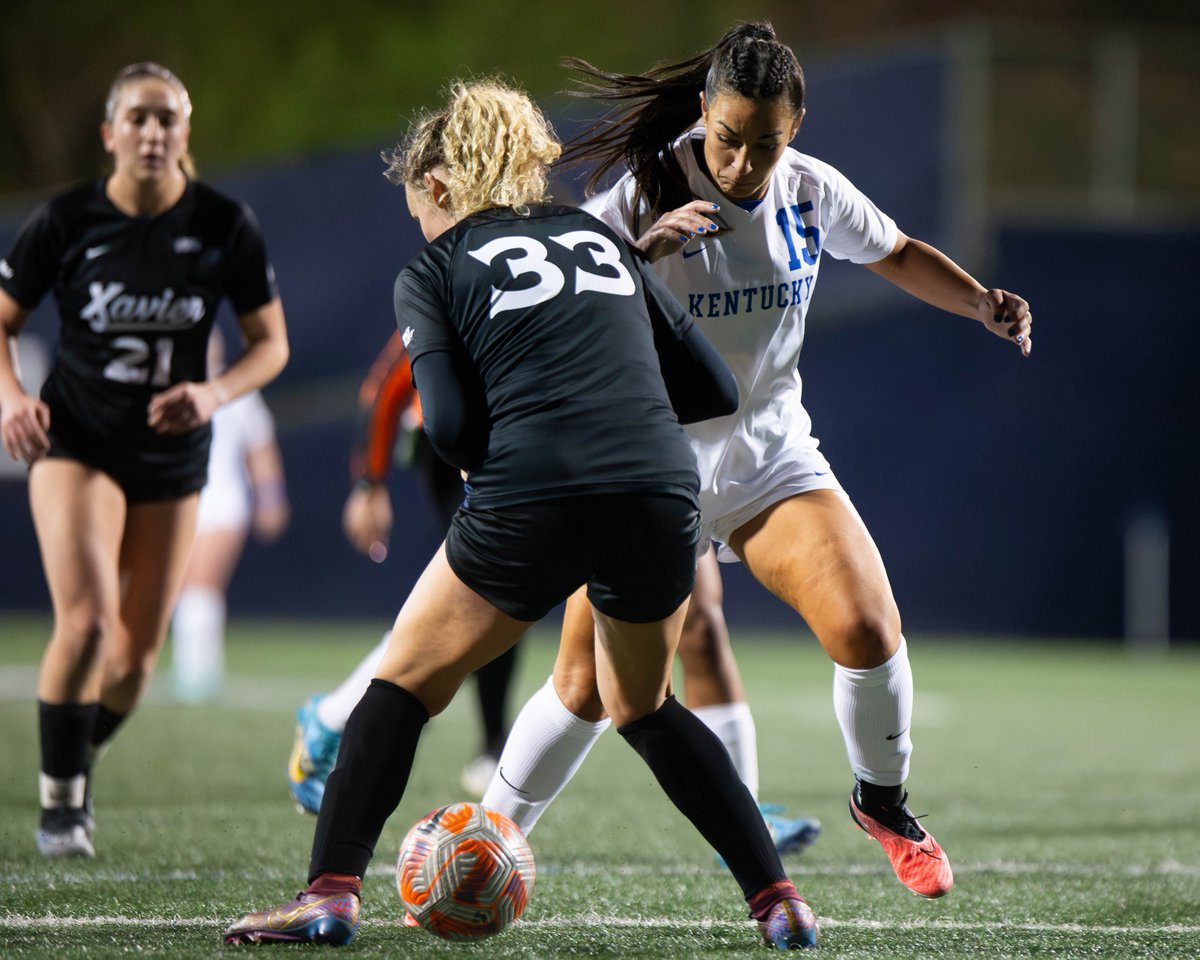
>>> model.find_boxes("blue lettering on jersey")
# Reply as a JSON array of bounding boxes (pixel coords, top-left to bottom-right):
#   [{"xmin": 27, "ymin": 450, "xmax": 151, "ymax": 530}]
[{"xmin": 685, "ymin": 275, "xmax": 814, "ymax": 319}]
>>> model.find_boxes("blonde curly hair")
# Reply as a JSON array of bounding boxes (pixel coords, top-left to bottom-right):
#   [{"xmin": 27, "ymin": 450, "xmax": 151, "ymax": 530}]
[{"xmin": 383, "ymin": 78, "xmax": 561, "ymax": 218}]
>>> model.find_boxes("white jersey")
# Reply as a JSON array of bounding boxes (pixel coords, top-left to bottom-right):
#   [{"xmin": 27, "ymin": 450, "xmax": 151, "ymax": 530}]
[
  {"xmin": 586, "ymin": 129, "xmax": 898, "ymax": 553},
  {"xmin": 196, "ymin": 390, "xmax": 275, "ymax": 532}
]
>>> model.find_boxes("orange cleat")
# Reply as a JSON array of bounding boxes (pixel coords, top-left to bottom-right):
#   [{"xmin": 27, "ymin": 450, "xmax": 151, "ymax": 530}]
[{"xmin": 849, "ymin": 788, "xmax": 953, "ymax": 899}]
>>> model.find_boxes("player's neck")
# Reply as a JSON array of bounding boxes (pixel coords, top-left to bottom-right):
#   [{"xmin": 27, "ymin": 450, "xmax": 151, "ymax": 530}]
[{"xmin": 105, "ymin": 171, "xmax": 188, "ymax": 217}]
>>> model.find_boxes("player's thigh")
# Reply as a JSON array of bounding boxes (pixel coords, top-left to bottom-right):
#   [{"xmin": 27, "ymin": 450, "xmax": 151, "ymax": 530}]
[
  {"xmin": 28, "ymin": 458, "xmax": 126, "ymax": 632},
  {"xmin": 376, "ymin": 544, "xmax": 530, "ymax": 716},
  {"xmin": 552, "ymin": 586, "xmax": 605, "ymax": 719},
  {"xmin": 592, "ymin": 600, "xmax": 689, "ymax": 727},
  {"xmin": 117, "ymin": 493, "xmax": 200, "ymax": 657},
  {"xmin": 729, "ymin": 488, "xmax": 901, "ymax": 668}
]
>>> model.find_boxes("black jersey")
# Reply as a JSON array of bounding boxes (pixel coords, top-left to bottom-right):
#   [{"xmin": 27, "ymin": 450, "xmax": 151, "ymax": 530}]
[
  {"xmin": 0, "ymin": 179, "xmax": 277, "ymax": 459},
  {"xmin": 396, "ymin": 205, "xmax": 703, "ymax": 510}
]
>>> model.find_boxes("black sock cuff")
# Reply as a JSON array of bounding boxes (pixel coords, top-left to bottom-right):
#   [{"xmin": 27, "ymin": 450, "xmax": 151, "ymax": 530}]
[
  {"xmin": 367, "ymin": 678, "xmax": 431, "ymax": 725},
  {"xmin": 616, "ymin": 694, "xmax": 682, "ymax": 740},
  {"xmin": 91, "ymin": 704, "xmax": 129, "ymax": 749},
  {"xmin": 38, "ymin": 701, "xmax": 100, "ymax": 778}
]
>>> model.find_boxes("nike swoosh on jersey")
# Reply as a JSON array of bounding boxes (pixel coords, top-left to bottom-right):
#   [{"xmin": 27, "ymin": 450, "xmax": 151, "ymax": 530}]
[
  {"xmin": 84, "ymin": 244, "xmax": 111, "ymax": 261},
  {"xmin": 681, "ymin": 246, "xmax": 707, "ymax": 260}
]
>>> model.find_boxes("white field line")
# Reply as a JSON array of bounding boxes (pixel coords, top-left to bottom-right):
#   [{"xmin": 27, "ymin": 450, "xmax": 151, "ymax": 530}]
[
  {"xmin": 5, "ymin": 858, "xmax": 1197, "ymax": 887},
  {"xmin": 1, "ymin": 913, "xmax": 1199, "ymax": 937}
]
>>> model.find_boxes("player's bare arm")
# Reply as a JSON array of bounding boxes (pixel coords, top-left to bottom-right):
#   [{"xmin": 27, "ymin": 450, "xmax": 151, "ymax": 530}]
[
  {"xmin": 0, "ymin": 290, "xmax": 50, "ymax": 463},
  {"xmin": 866, "ymin": 232, "xmax": 1033, "ymax": 357},
  {"xmin": 636, "ymin": 199, "xmax": 723, "ymax": 262}
]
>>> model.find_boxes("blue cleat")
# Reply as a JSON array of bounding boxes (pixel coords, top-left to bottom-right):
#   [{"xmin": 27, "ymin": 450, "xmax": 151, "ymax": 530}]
[
  {"xmin": 758, "ymin": 897, "xmax": 819, "ymax": 950},
  {"xmin": 223, "ymin": 891, "xmax": 360, "ymax": 946},
  {"xmin": 761, "ymin": 803, "xmax": 821, "ymax": 855},
  {"xmin": 287, "ymin": 695, "xmax": 341, "ymax": 816}
]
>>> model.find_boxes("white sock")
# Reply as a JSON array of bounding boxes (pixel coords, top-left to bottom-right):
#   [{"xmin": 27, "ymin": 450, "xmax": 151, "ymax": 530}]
[
  {"xmin": 316, "ymin": 633, "xmax": 390, "ymax": 732},
  {"xmin": 690, "ymin": 701, "xmax": 760, "ymax": 800},
  {"xmin": 39, "ymin": 772, "xmax": 87, "ymax": 809},
  {"xmin": 832, "ymin": 635, "xmax": 913, "ymax": 787},
  {"xmin": 170, "ymin": 587, "xmax": 226, "ymax": 699},
  {"xmin": 481, "ymin": 675, "xmax": 610, "ymax": 834}
]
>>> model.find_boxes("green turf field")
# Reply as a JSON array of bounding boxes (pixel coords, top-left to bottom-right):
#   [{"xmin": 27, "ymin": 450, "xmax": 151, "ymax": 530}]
[{"xmin": 1, "ymin": 615, "xmax": 1197, "ymax": 958}]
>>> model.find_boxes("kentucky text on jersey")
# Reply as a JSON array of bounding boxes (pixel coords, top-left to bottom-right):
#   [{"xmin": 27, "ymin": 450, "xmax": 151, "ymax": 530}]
[
  {"xmin": 80, "ymin": 281, "xmax": 205, "ymax": 332},
  {"xmin": 686, "ymin": 274, "xmax": 814, "ymax": 319}
]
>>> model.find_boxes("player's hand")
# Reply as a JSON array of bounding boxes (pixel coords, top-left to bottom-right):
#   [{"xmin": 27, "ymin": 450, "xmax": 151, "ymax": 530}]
[
  {"xmin": 0, "ymin": 390, "xmax": 51, "ymax": 464},
  {"xmin": 147, "ymin": 381, "xmax": 224, "ymax": 433},
  {"xmin": 343, "ymin": 482, "xmax": 393, "ymax": 563},
  {"xmin": 979, "ymin": 289, "xmax": 1032, "ymax": 357},
  {"xmin": 252, "ymin": 499, "xmax": 290, "ymax": 543},
  {"xmin": 636, "ymin": 200, "xmax": 723, "ymax": 263}
]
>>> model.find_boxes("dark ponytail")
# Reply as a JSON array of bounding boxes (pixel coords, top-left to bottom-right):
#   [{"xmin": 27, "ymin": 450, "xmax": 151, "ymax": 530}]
[{"xmin": 560, "ymin": 22, "xmax": 804, "ymax": 232}]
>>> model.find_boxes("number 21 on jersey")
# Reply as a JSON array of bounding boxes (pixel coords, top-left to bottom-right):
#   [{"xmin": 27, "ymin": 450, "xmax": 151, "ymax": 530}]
[{"xmin": 103, "ymin": 335, "xmax": 174, "ymax": 386}]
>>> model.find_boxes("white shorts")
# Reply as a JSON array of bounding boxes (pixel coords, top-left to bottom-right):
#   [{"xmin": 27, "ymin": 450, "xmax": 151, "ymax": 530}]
[
  {"xmin": 195, "ymin": 478, "xmax": 251, "ymax": 533},
  {"xmin": 700, "ymin": 455, "xmax": 843, "ymax": 562}
]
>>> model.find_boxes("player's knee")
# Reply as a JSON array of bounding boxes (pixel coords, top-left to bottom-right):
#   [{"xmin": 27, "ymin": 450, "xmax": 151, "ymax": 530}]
[
  {"xmin": 553, "ymin": 665, "xmax": 606, "ymax": 722},
  {"xmin": 822, "ymin": 606, "xmax": 901, "ymax": 669},
  {"xmin": 677, "ymin": 601, "xmax": 727, "ymax": 665},
  {"xmin": 53, "ymin": 608, "xmax": 110, "ymax": 661}
]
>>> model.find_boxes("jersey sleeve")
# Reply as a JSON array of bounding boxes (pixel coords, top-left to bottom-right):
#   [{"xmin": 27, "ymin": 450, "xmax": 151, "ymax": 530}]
[
  {"xmin": 393, "ymin": 256, "xmax": 457, "ymax": 363},
  {"xmin": 0, "ymin": 200, "xmax": 64, "ymax": 310},
  {"xmin": 356, "ymin": 341, "xmax": 415, "ymax": 484},
  {"xmin": 817, "ymin": 164, "xmax": 898, "ymax": 265},
  {"xmin": 582, "ymin": 175, "xmax": 641, "ymax": 244},
  {"xmin": 222, "ymin": 203, "xmax": 279, "ymax": 314}
]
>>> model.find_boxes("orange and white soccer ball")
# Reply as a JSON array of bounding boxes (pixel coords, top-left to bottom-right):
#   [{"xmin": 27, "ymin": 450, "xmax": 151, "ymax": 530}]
[{"xmin": 396, "ymin": 802, "xmax": 535, "ymax": 941}]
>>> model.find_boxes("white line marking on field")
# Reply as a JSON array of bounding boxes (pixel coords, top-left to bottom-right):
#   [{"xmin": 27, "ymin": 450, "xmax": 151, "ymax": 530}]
[
  {"xmin": 2, "ymin": 913, "xmax": 1199, "ymax": 937},
  {"xmin": 4, "ymin": 858, "xmax": 1198, "ymax": 888}
]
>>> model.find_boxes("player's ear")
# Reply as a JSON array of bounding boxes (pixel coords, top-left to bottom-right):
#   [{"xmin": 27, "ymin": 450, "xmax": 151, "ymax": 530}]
[
  {"xmin": 100, "ymin": 121, "xmax": 115, "ymax": 155},
  {"xmin": 423, "ymin": 172, "xmax": 449, "ymax": 209},
  {"xmin": 789, "ymin": 107, "xmax": 805, "ymax": 141},
  {"xmin": 699, "ymin": 91, "xmax": 708, "ymax": 120}
]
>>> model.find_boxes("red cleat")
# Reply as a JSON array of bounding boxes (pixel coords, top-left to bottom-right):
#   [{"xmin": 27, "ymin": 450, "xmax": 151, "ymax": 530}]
[{"xmin": 849, "ymin": 788, "xmax": 953, "ymax": 899}]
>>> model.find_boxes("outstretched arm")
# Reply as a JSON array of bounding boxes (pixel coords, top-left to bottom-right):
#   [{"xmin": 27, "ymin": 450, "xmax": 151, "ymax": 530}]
[{"xmin": 865, "ymin": 233, "xmax": 1032, "ymax": 357}]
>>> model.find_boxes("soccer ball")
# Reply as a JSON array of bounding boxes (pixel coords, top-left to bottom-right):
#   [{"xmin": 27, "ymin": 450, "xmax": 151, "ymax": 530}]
[{"xmin": 396, "ymin": 801, "xmax": 535, "ymax": 941}]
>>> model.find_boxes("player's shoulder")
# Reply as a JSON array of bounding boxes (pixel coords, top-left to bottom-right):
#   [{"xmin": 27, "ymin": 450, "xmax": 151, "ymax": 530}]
[
  {"xmin": 776, "ymin": 148, "xmax": 853, "ymax": 198},
  {"xmin": 185, "ymin": 179, "xmax": 258, "ymax": 229},
  {"xmin": 23, "ymin": 180, "xmax": 105, "ymax": 233}
]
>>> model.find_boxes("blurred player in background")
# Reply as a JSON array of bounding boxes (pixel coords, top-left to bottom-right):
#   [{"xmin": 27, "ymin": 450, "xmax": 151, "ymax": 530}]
[
  {"xmin": 0, "ymin": 62, "xmax": 288, "ymax": 858},
  {"xmin": 170, "ymin": 328, "xmax": 289, "ymax": 702},
  {"xmin": 482, "ymin": 22, "xmax": 1033, "ymax": 900},
  {"xmin": 225, "ymin": 77, "xmax": 817, "ymax": 950},
  {"xmin": 287, "ymin": 329, "xmax": 519, "ymax": 813}
]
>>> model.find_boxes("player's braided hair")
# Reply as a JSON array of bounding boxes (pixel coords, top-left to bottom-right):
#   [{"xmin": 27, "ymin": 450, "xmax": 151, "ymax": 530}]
[
  {"xmin": 104, "ymin": 62, "xmax": 196, "ymax": 178},
  {"xmin": 560, "ymin": 21, "xmax": 804, "ymax": 234},
  {"xmin": 383, "ymin": 79, "xmax": 561, "ymax": 219}
]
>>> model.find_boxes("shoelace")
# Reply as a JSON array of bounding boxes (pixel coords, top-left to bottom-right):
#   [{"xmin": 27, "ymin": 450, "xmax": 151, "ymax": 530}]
[{"xmin": 879, "ymin": 791, "xmax": 928, "ymax": 842}]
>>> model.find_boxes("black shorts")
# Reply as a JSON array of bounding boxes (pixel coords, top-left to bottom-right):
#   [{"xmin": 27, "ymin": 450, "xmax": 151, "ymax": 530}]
[
  {"xmin": 44, "ymin": 397, "xmax": 209, "ymax": 504},
  {"xmin": 444, "ymin": 492, "xmax": 700, "ymax": 623}
]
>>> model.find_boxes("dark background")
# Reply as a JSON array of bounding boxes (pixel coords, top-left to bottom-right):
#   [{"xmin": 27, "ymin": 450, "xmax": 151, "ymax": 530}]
[{"xmin": 2, "ymin": 2, "xmax": 1197, "ymax": 640}]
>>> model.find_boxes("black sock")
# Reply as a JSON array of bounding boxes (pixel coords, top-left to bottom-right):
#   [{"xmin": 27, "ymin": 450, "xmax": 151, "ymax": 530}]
[
  {"xmin": 39, "ymin": 701, "xmax": 99, "ymax": 787},
  {"xmin": 856, "ymin": 778, "xmax": 904, "ymax": 814},
  {"xmin": 90, "ymin": 704, "xmax": 128, "ymax": 755},
  {"xmin": 618, "ymin": 696, "xmax": 785, "ymax": 900},
  {"xmin": 308, "ymin": 679, "xmax": 430, "ymax": 882},
  {"xmin": 473, "ymin": 644, "xmax": 518, "ymax": 756}
]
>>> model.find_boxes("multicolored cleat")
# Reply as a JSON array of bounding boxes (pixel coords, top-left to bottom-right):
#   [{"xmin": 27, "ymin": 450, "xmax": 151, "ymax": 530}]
[
  {"xmin": 223, "ymin": 891, "xmax": 360, "ymax": 946},
  {"xmin": 849, "ymin": 787, "xmax": 953, "ymax": 899},
  {"xmin": 758, "ymin": 897, "xmax": 819, "ymax": 950},
  {"xmin": 287, "ymin": 695, "xmax": 341, "ymax": 815}
]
